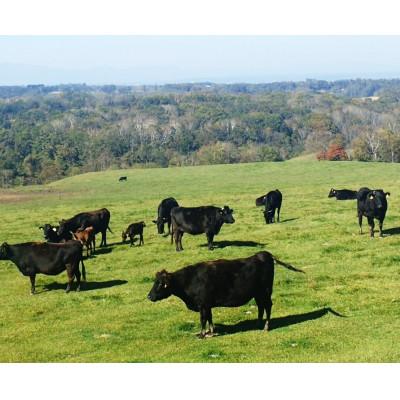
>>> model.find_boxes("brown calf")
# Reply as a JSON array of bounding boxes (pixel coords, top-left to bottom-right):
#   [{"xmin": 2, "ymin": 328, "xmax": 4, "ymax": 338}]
[{"xmin": 72, "ymin": 226, "xmax": 96, "ymax": 257}]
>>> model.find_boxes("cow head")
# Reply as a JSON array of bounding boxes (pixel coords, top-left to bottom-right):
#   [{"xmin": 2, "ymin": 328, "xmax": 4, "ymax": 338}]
[
  {"xmin": 263, "ymin": 209, "xmax": 274, "ymax": 224},
  {"xmin": 328, "ymin": 188, "xmax": 336, "ymax": 198},
  {"xmin": 121, "ymin": 230, "xmax": 128, "ymax": 243},
  {"xmin": 39, "ymin": 224, "xmax": 59, "ymax": 242},
  {"xmin": 220, "ymin": 206, "xmax": 235, "ymax": 224},
  {"xmin": 368, "ymin": 190, "xmax": 386, "ymax": 209},
  {"xmin": 153, "ymin": 217, "xmax": 166, "ymax": 234},
  {"xmin": 255, "ymin": 195, "xmax": 266, "ymax": 206},
  {"xmin": 147, "ymin": 270, "xmax": 173, "ymax": 301},
  {"xmin": 0, "ymin": 242, "xmax": 10, "ymax": 259}
]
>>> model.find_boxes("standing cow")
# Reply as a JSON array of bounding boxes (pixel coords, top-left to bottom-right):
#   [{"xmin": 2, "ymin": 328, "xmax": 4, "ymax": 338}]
[
  {"xmin": 0, "ymin": 241, "xmax": 85, "ymax": 294},
  {"xmin": 153, "ymin": 197, "xmax": 179, "ymax": 236},
  {"xmin": 122, "ymin": 221, "xmax": 146, "ymax": 246},
  {"xmin": 147, "ymin": 251, "xmax": 304, "ymax": 338},
  {"xmin": 357, "ymin": 187, "xmax": 390, "ymax": 237},
  {"xmin": 58, "ymin": 208, "xmax": 112, "ymax": 247},
  {"xmin": 256, "ymin": 189, "xmax": 282, "ymax": 224},
  {"xmin": 170, "ymin": 205, "xmax": 235, "ymax": 251}
]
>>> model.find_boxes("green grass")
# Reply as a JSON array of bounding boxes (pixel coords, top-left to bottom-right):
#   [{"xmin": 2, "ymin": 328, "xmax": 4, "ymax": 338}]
[{"xmin": 0, "ymin": 159, "xmax": 400, "ymax": 362}]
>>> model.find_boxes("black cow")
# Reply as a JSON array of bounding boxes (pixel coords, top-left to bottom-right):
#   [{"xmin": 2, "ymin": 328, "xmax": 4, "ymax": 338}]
[
  {"xmin": 122, "ymin": 221, "xmax": 146, "ymax": 246},
  {"xmin": 357, "ymin": 187, "xmax": 390, "ymax": 237},
  {"xmin": 39, "ymin": 224, "xmax": 72, "ymax": 243},
  {"xmin": 255, "ymin": 189, "xmax": 282, "ymax": 224},
  {"xmin": 147, "ymin": 251, "xmax": 304, "ymax": 338},
  {"xmin": 58, "ymin": 208, "xmax": 112, "ymax": 247},
  {"xmin": 0, "ymin": 241, "xmax": 85, "ymax": 294},
  {"xmin": 153, "ymin": 197, "xmax": 179, "ymax": 235},
  {"xmin": 328, "ymin": 188, "xmax": 357, "ymax": 200},
  {"xmin": 170, "ymin": 206, "xmax": 235, "ymax": 251},
  {"xmin": 119, "ymin": 176, "xmax": 127, "ymax": 182}
]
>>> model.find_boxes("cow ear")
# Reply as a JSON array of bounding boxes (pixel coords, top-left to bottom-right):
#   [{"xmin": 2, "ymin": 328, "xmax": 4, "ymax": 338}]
[
  {"xmin": 1, "ymin": 242, "xmax": 9, "ymax": 253},
  {"xmin": 386, "ymin": 192, "xmax": 391, "ymax": 197},
  {"xmin": 39, "ymin": 226, "xmax": 44, "ymax": 230},
  {"xmin": 152, "ymin": 220, "xmax": 157, "ymax": 224}
]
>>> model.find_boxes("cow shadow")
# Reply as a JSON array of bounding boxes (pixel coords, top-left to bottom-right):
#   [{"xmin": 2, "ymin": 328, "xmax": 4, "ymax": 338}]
[
  {"xmin": 279, "ymin": 218, "xmax": 299, "ymax": 223},
  {"xmin": 42, "ymin": 279, "xmax": 128, "ymax": 293},
  {"xmin": 200, "ymin": 240, "xmax": 265, "ymax": 249},
  {"xmin": 382, "ymin": 227, "xmax": 400, "ymax": 236},
  {"xmin": 92, "ymin": 247, "xmax": 113, "ymax": 255},
  {"xmin": 215, "ymin": 307, "xmax": 345, "ymax": 336}
]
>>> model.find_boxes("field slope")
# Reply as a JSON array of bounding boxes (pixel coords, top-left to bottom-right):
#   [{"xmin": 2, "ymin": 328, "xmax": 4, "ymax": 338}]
[{"xmin": 0, "ymin": 160, "xmax": 399, "ymax": 362}]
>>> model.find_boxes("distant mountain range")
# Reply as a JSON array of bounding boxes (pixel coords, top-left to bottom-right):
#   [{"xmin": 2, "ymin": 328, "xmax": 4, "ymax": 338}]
[{"xmin": 1, "ymin": 62, "xmax": 400, "ymax": 86}]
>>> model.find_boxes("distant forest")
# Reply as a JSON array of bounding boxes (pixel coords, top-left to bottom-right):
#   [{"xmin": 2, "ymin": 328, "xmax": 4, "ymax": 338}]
[{"xmin": 1, "ymin": 78, "xmax": 400, "ymax": 186}]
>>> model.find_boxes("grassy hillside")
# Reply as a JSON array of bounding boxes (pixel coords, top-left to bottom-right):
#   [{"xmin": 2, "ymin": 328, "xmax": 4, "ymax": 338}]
[{"xmin": 0, "ymin": 160, "xmax": 399, "ymax": 362}]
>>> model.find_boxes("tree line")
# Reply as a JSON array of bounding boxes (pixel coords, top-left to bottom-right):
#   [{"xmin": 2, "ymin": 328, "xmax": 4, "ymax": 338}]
[{"xmin": 1, "ymin": 79, "xmax": 400, "ymax": 186}]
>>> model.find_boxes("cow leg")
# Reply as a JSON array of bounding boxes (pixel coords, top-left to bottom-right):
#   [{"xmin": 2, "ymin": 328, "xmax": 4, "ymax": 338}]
[
  {"xmin": 379, "ymin": 219, "xmax": 384, "ymax": 237},
  {"xmin": 65, "ymin": 266, "xmax": 74, "ymax": 293},
  {"xmin": 368, "ymin": 216, "xmax": 375, "ymax": 238},
  {"xmin": 140, "ymin": 233, "xmax": 144, "ymax": 246},
  {"xmin": 179, "ymin": 232, "xmax": 184, "ymax": 251},
  {"xmin": 92, "ymin": 237, "xmax": 96, "ymax": 255},
  {"xmin": 29, "ymin": 275, "xmax": 36, "ymax": 295},
  {"xmin": 130, "ymin": 234, "xmax": 134, "ymax": 247},
  {"xmin": 206, "ymin": 232, "xmax": 215, "ymax": 250},
  {"xmin": 75, "ymin": 268, "xmax": 81, "ymax": 292},
  {"xmin": 167, "ymin": 221, "xmax": 171, "ymax": 236},
  {"xmin": 358, "ymin": 213, "xmax": 363, "ymax": 234},
  {"xmin": 199, "ymin": 307, "xmax": 209, "ymax": 338},
  {"xmin": 264, "ymin": 295, "xmax": 273, "ymax": 331},
  {"xmin": 173, "ymin": 230, "xmax": 179, "ymax": 251},
  {"xmin": 206, "ymin": 308, "xmax": 214, "ymax": 337},
  {"xmin": 277, "ymin": 206, "xmax": 281, "ymax": 222},
  {"xmin": 100, "ymin": 230, "xmax": 106, "ymax": 247},
  {"xmin": 255, "ymin": 297, "xmax": 265, "ymax": 328}
]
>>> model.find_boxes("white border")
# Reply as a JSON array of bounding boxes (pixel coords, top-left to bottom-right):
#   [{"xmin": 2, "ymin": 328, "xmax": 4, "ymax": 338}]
[{"xmin": 1, "ymin": 0, "xmax": 400, "ymax": 34}]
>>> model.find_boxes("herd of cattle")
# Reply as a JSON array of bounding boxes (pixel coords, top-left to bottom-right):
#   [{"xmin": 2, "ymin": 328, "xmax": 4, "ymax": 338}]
[{"xmin": 0, "ymin": 185, "xmax": 391, "ymax": 337}]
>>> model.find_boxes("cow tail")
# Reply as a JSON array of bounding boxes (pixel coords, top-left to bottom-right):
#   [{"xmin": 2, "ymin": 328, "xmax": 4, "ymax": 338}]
[
  {"xmin": 81, "ymin": 257, "xmax": 86, "ymax": 281},
  {"xmin": 273, "ymin": 256, "xmax": 305, "ymax": 273},
  {"xmin": 107, "ymin": 226, "xmax": 113, "ymax": 234}
]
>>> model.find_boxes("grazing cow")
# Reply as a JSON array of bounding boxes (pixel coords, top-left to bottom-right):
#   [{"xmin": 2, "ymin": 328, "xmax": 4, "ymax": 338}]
[
  {"xmin": 255, "ymin": 190, "xmax": 282, "ymax": 224},
  {"xmin": 357, "ymin": 187, "xmax": 390, "ymax": 237},
  {"xmin": 122, "ymin": 221, "xmax": 146, "ymax": 246},
  {"xmin": 147, "ymin": 251, "xmax": 304, "ymax": 338},
  {"xmin": 328, "ymin": 188, "xmax": 357, "ymax": 200},
  {"xmin": 153, "ymin": 197, "xmax": 179, "ymax": 236},
  {"xmin": 72, "ymin": 226, "xmax": 96, "ymax": 256},
  {"xmin": 119, "ymin": 176, "xmax": 127, "ymax": 182},
  {"xmin": 0, "ymin": 241, "xmax": 85, "ymax": 294},
  {"xmin": 170, "ymin": 206, "xmax": 235, "ymax": 251},
  {"xmin": 58, "ymin": 208, "xmax": 112, "ymax": 247}
]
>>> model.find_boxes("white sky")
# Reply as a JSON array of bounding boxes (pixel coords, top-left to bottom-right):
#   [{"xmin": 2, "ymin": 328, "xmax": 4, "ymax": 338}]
[{"xmin": 1, "ymin": 36, "xmax": 400, "ymax": 85}]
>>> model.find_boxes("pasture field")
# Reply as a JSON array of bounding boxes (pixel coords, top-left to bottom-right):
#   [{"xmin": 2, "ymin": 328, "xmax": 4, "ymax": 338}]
[{"xmin": 0, "ymin": 159, "xmax": 399, "ymax": 362}]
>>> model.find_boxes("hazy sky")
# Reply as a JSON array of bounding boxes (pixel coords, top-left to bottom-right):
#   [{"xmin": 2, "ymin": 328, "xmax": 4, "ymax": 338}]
[{"xmin": 1, "ymin": 36, "xmax": 400, "ymax": 85}]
